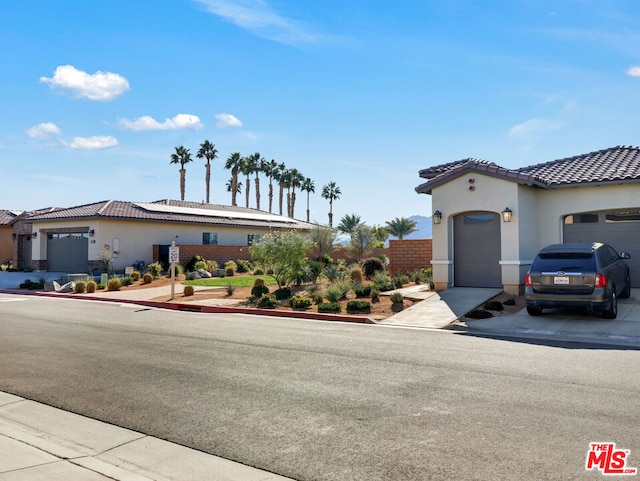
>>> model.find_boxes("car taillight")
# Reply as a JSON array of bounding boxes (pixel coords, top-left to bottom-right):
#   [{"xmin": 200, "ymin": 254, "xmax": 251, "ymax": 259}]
[
  {"xmin": 595, "ymin": 274, "xmax": 606, "ymax": 288},
  {"xmin": 525, "ymin": 274, "xmax": 532, "ymax": 287}
]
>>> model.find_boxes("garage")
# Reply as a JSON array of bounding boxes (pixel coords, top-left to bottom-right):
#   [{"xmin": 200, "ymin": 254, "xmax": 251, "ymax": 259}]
[
  {"xmin": 454, "ymin": 212, "xmax": 502, "ymax": 288},
  {"xmin": 563, "ymin": 210, "xmax": 640, "ymax": 287},
  {"xmin": 46, "ymin": 232, "xmax": 89, "ymax": 273}
]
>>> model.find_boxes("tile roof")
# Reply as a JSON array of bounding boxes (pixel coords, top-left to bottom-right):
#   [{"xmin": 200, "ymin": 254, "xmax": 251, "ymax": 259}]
[
  {"xmin": 26, "ymin": 199, "xmax": 315, "ymax": 230},
  {"xmin": 416, "ymin": 145, "xmax": 640, "ymax": 194},
  {"xmin": 0, "ymin": 210, "xmax": 21, "ymax": 226}
]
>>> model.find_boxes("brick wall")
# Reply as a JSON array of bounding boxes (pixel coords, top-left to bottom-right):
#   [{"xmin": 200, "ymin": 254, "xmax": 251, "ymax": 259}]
[
  {"xmin": 154, "ymin": 244, "xmax": 251, "ymax": 266},
  {"xmin": 388, "ymin": 239, "xmax": 432, "ymax": 275}
]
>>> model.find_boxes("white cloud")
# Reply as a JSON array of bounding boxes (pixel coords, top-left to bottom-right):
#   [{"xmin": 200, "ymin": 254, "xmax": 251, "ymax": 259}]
[
  {"xmin": 118, "ymin": 114, "xmax": 203, "ymax": 131},
  {"xmin": 626, "ymin": 65, "xmax": 640, "ymax": 78},
  {"xmin": 509, "ymin": 118, "xmax": 564, "ymax": 139},
  {"xmin": 26, "ymin": 122, "xmax": 62, "ymax": 139},
  {"xmin": 40, "ymin": 65, "xmax": 130, "ymax": 101},
  {"xmin": 63, "ymin": 136, "xmax": 119, "ymax": 150},
  {"xmin": 193, "ymin": 0, "xmax": 320, "ymax": 45},
  {"xmin": 215, "ymin": 113, "xmax": 243, "ymax": 128}
]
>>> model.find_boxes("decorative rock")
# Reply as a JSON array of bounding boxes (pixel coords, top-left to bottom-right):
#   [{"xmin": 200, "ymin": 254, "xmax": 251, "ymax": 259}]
[
  {"xmin": 197, "ymin": 269, "xmax": 212, "ymax": 278},
  {"xmin": 211, "ymin": 269, "xmax": 226, "ymax": 278},
  {"xmin": 58, "ymin": 281, "xmax": 75, "ymax": 293},
  {"xmin": 44, "ymin": 281, "xmax": 60, "ymax": 292}
]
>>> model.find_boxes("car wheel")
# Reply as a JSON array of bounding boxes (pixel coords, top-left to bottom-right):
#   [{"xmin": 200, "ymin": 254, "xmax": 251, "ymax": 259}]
[
  {"xmin": 527, "ymin": 306, "xmax": 542, "ymax": 316},
  {"xmin": 602, "ymin": 289, "xmax": 617, "ymax": 319},
  {"xmin": 620, "ymin": 274, "xmax": 631, "ymax": 299}
]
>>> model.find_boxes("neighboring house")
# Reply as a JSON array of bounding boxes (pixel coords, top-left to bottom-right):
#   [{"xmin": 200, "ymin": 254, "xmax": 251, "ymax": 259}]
[
  {"xmin": 416, "ymin": 145, "xmax": 640, "ymax": 294},
  {"xmin": 0, "ymin": 210, "xmax": 22, "ymax": 265},
  {"xmin": 14, "ymin": 199, "xmax": 314, "ymax": 273}
]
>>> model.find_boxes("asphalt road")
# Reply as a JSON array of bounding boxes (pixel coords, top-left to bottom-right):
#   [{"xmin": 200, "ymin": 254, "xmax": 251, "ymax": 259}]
[{"xmin": 1, "ymin": 294, "xmax": 639, "ymax": 481}]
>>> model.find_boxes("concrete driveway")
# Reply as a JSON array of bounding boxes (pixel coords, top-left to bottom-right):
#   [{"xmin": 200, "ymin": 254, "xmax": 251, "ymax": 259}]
[{"xmin": 0, "ymin": 271, "xmax": 66, "ymax": 289}]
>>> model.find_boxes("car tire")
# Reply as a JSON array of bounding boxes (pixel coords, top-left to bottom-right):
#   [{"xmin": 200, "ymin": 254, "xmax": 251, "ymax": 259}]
[
  {"xmin": 602, "ymin": 289, "xmax": 617, "ymax": 319},
  {"xmin": 527, "ymin": 306, "xmax": 542, "ymax": 316},
  {"xmin": 620, "ymin": 274, "xmax": 631, "ymax": 299}
]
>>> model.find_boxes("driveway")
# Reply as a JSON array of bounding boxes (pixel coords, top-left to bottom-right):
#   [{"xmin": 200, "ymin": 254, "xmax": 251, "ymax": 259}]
[{"xmin": 0, "ymin": 271, "xmax": 66, "ymax": 289}]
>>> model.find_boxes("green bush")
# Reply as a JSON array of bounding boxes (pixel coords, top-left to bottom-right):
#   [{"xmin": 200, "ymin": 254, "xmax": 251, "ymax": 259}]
[
  {"xmin": 465, "ymin": 309, "xmax": 494, "ymax": 319},
  {"xmin": 318, "ymin": 302, "xmax": 341, "ymax": 313},
  {"xmin": 354, "ymin": 284, "xmax": 372, "ymax": 298},
  {"xmin": 251, "ymin": 284, "xmax": 270, "ymax": 298},
  {"xmin": 225, "ymin": 283, "xmax": 236, "ymax": 296},
  {"xmin": 370, "ymin": 288, "xmax": 380, "ymax": 301},
  {"xmin": 147, "ymin": 262, "xmax": 162, "ymax": 279},
  {"xmin": 142, "ymin": 273, "xmax": 153, "ymax": 284},
  {"xmin": 323, "ymin": 264, "xmax": 342, "ymax": 282},
  {"xmin": 289, "ymin": 295, "xmax": 312, "ymax": 310},
  {"xmin": 503, "ymin": 298, "xmax": 516, "ymax": 306},
  {"xmin": 361, "ymin": 257, "xmax": 384, "ymax": 278},
  {"xmin": 312, "ymin": 294, "xmax": 324, "ymax": 304},
  {"xmin": 86, "ymin": 281, "xmax": 97, "ymax": 293},
  {"xmin": 120, "ymin": 276, "xmax": 134, "ymax": 286},
  {"xmin": 97, "ymin": 283, "xmax": 106, "ymax": 290},
  {"xmin": 349, "ymin": 267, "xmax": 364, "ymax": 285},
  {"xmin": 483, "ymin": 300, "xmax": 504, "ymax": 311},
  {"xmin": 257, "ymin": 294, "xmax": 279, "ymax": 309},
  {"xmin": 206, "ymin": 260, "xmax": 219, "ymax": 272},
  {"xmin": 347, "ymin": 300, "xmax": 371, "ymax": 314},
  {"xmin": 183, "ymin": 285, "xmax": 195, "ymax": 296},
  {"xmin": 253, "ymin": 268, "xmax": 264, "ymax": 275},
  {"xmin": 225, "ymin": 267, "xmax": 235, "ymax": 277},
  {"xmin": 131, "ymin": 271, "xmax": 140, "ymax": 282},
  {"xmin": 19, "ymin": 279, "xmax": 44, "ymax": 290},
  {"xmin": 235, "ymin": 259, "xmax": 251, "ymax": 273},
  {"xmin": 224, "ymin": 260, "xmax": 237, "ymax": 274},
  {"xmin": 274, "ymin": 287, "xmax": 292, "ymax": 300},
  {"xmin": 371, "ymin": 270, "xmax": 390, "ymax": 286},
  {"xmin": 324, "ymin": 282, "xmax": 350, "ymax": 303},
  {"xmin": 107, "ymin": 278, "xmax": 121, "ymax": 291},
  {"xmin": 392, "ymin": 275, "xmax": 409, "ymax": 288},
  {"xmin": 389, "ymin": 292, "xmax": 404, "ymax": 304},
  {"xmin": 74, "ymin": 281, "xmax": 87, "ymax": 293}
]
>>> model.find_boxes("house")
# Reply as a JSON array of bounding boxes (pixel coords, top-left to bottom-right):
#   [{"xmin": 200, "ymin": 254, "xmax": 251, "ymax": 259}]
[
  {"xmin": 13, "ymin": 199, "xmax": 314, "ymax": 273},
  {"xmin": 0, "ymin": 210, "xmax": 22, "ymax": 266},
  {"xmin": 416, "ymin": 145, "xmax": 640, "ymax": 294}
]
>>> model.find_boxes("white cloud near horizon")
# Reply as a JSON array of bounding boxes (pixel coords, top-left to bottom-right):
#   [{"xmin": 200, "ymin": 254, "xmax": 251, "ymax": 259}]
[
  {"xmin": 118, "ymin": 114, "xmax": 203, "ymax": 131},
  {"xmin": 509, "ymin": 117, "xmax": 564, "ymax": 139},
  {"xmin": 627, "ymin": 65, "xmax": 640, "ymax": 77},
  {"xmin": 63, "ymin": 136, "xmax": 119, "ymax": 150},
  {"xmin": 40, "ymin": 65, "xmax": 130, "ymax": 101},
  {"xmin": 215, "ymin": 113, "xmax": 243, "ymax": 128},
  {"xmin": 26, "ymin": 122, "xmax": 62, "ymax": 139},
  {"xmin": 193, "ymin": 0, "xmax": 320, "ymax": 45}
]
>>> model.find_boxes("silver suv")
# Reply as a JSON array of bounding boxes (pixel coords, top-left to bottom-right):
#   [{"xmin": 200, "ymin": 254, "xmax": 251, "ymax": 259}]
[{"xmin": 525, "ymin": 242, "xmax": 631, "ymax": 319}]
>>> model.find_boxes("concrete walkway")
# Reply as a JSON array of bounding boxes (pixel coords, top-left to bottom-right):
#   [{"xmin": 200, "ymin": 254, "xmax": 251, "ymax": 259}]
[{"xmin": 0, "ymin": 392, "xmax": 293, "ymax": 481}]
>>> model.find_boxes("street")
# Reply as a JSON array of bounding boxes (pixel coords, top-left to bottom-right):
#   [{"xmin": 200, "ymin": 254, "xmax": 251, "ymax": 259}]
[{"xmin": 1, "ymin": 294, "xmax": 639, "ymax": 480}]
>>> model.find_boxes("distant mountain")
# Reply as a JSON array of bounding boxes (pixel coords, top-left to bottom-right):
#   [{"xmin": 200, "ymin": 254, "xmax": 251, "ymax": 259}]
[{"xmin": 399, "ymin": 215, "xmax": 432, "ymax": 240}]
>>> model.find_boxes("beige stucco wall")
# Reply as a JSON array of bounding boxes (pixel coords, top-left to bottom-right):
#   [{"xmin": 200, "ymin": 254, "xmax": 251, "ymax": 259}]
[
  {"xmin": 429, "ymin": 172, "xmax": 640, "ymax": 294},
  {"xmin": 30, "ymin": 219, "xmax": 295, "ymax": 272},
  {"xmin": 0, "ymin": 226, "xmax": 13, "ymax": 264}
]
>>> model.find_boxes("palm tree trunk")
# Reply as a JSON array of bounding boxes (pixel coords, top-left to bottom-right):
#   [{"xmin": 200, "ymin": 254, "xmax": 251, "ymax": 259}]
[
  {"xmin": 328, "ymin": 199, "xmax": 333, "ymax": 227},
  {"xmin": 255, "ymin": 174, "xmax": 261, "ymax": 210},
  {"xmin": 231, "ymin": 173, "xmax": 238, "ymax": 206},
  {"xmin": 205, "ymin": 164, "xmax": 211, "ymax": 204},
  {"xmin": 268, "ymin": 182, "xmax": 274, "ymax": 213},
  {"xmin": 279, "ymin": 184, "xmax": 284, "ymax": 216},
  {"xmin": 245, "ymin": 175, "xmax": 250, "ymax": 208},
  {"xmin": 180, "ymin": 169, "xmax": 186, "ymax": 201},
  {"xmin": 306, "ymin": 193, "xmax": 310, "ymax": 223}
]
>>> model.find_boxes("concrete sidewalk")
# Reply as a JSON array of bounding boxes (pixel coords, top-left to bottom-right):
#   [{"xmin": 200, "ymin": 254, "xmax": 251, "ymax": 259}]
[{"xmin": 0, "ymin": 392, "xmax": 292, "ymax": 481}]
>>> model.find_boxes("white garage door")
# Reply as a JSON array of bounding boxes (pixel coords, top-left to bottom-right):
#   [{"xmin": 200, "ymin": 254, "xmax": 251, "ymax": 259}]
[{"xmin": 563, "ymin": 210, "xmax": 640, "ymax": 287}]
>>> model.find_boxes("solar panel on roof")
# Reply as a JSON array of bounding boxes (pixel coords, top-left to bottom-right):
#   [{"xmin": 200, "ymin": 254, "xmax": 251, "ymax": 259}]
[{"xmin": 134, "ymin": 202, "xmax": 299, "ymax": 224}]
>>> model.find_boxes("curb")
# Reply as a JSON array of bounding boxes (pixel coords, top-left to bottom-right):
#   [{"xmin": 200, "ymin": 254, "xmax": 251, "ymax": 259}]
[{"xmin": 0, "ymin": 289, "xmax": 375, "ymax": 324}]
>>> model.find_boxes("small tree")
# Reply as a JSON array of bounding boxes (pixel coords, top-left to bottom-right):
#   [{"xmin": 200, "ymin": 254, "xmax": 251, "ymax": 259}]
[
  {"xmin": 250, "ymin": 230, "xmax": 311, "ymax": 288},
  {"xmin": 308, "ymin": 225, "xmax": 339, "ymax": 261},
  {"xmin": 350, "ymin": 224, "xmax": 376, "ymax": 260}
]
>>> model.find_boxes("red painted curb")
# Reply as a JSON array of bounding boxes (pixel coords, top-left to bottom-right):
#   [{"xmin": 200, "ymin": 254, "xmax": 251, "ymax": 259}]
[{"xmin": 0, "ymin": 289, "xmax": 374, "ymax": 324}]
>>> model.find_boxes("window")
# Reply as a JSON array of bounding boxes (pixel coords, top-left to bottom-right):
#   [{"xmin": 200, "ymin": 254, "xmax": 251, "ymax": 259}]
[
  {"xmin": 605, "ymin": 211, "xmax": 640, "ymax": 223},
  {"xmin": 202, "ymin": 232, "xmax": 218, "ymax": 245},
  {"xmin": 247, "ymin": 234, "xmax": 262, "ymax": 246},
  {"xmin": 564, "ymin": 214, "xmax": 599, "ymax": 224}
]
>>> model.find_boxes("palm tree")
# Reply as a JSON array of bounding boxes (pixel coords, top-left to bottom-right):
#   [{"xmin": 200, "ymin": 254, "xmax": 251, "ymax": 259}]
[
  {"xmin": 288, "ymin": 168, "xmax": 304, "ymax": 218},
  {"xmin": 240, "ymin": 156, "xmax": 256, "ymax": 208},
  {"xmin": 321, "ymin": 181, "xmax": 341, "ymax": 227},
  {"xmin": 385, "ymin": 216, "xmax": 418, "ymax": 240},
  {"xmin": 225, "ymin": 177, "xmax": 242, "ymax": 196},
  {"xmin": 274, "ymin": 163, "xmax": 287, "ymax": 216},
  {"xmin": 170, "ymin": 145, "xmax": 193, "ymax": 201},
  {"xmin": 337, "ymin": 213, "xmax": 362, "ymax": 234},
  {"xmin": 196, "ymin": 140, "xmax": 218, "ymax": 204},
  {"xmin": 224, "ymin": 152, "xmax": 242, "ymax": 206},
  {"xmin": 263, "ymin": 159, "xmax": 279, "ymax": 213},
  {"xmin": 248, "ymin": 153, "xmax": 265, "ymax": 210},
  {"xmin": 301, "ymin": 177, "xmax": 315, "ymax": 223}
]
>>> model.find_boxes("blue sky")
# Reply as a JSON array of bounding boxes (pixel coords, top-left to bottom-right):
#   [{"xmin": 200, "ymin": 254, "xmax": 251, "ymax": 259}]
[{"xmin": 2, "ymin": 0, "xmax": 640, "ymax": 226}]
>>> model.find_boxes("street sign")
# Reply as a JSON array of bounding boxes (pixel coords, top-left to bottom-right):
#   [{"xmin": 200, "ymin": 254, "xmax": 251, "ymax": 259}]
[{"xmin": 169, "ymin": 246, "xmax": 179, "ymax": 264}]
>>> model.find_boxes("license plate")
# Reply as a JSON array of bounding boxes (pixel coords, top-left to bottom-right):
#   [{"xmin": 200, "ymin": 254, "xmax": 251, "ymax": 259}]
[{"xmin": 554, "ymin": 276, "xmax": 570, "ymax": 285}]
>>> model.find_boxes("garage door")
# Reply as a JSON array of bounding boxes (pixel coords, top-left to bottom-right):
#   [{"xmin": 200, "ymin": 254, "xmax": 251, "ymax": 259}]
[
  {"xmin": 564, "ymin": 210, "xmax": 640, "ymax": 287},
  {"xmin": 454, "ymin": 212, "xmax": 501, "ymax": 288},
  {"xmin": 47, "ymin": 232, "xmax": 89, "ymax": 273}
]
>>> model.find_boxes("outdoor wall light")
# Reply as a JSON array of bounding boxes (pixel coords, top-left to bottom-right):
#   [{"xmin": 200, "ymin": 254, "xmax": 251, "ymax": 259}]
[
  {"xmin": 31, "ymin": 232, "xmax": 38, "ymax": 238},
  {"xmin": 11, "ymin": 233, "xmax": 16, "ymax": 240},
  {"xmin": 433, "ymin": 210, "xmax": 442, "ymax": 225},
  {"xmin": 89, "ymin": 229, "xmax": 95, "ymax": 236},
  {"xmin": 501, "ymin": 207, "xmax": 513, "ymax": 223}
]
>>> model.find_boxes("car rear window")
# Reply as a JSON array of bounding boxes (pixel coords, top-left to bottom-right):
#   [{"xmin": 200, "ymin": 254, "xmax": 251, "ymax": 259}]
[{"xmin": 532, "ymin": 253, "xmax": 596, "ymax": 272}]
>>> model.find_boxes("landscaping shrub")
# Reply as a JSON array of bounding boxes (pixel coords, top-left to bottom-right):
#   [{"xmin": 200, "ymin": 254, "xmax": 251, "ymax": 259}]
[
  {"xmin": 392, "ymin": 274, "xmax": 409, "ymax": 289},
  {"xmin": 206, "ymin": 260, "xmax": 219, "ymax": 272},
  {"xmin": 183, "ymin": 285, "xmax": 195, "ymax": 297},
  {"xmin": 19, "ymin": 279, "xmax": 43, "ymax": 290},
  {"xmin": 389, "ymin": 292, "xmax": 404, "ymax": 304},
  {"xmin": 347, "ymin": 300, "xmax": 371, "ymax": 314},
  {"xmin": 323, "ymin": 264, "xmax": 342, "ymax": 282},
  {"xmin": 225, "ymin": 266, "xmax": 235, "ymax": 276},
  {"xmin": 349, "ymin": 267, "xmax": 364, "ymax": 285},
  {"xmin": 147, "ymin": 262, "xmax": 162, "ymax": 279},
  {"xmin": 361, "ymin": 257, "xmax": 384, "ymax": 278},
  {"xmin": 409, "ymin": 270, "xmax": 425, "ymax": 284},
  {"xmin": 465, "ymin": 309, "xmax": 494, "ymax": 319},
  {"xmin": 324, "ymin": 282, "xmax": 350, "ymax": 303},
  {"xmin": 318, "ymin": 302, "xmax": 341, "ymax": 314},
  {"xmin": 142, "ymin": 273, "xmax": 153, "ymax": 284},
  {"xmin": 274, "ymin": 287, "xmax": 292, "ymax": 300},
  {"xmin": 370, "ymin": 288, "xmax": 380, "ymax": 302},
  {"xmin": 86, "ymin": 281, "xmax": 97, "ymax": 293},
  {"xmin": 251, "ymin": 284, "xmax": 270, "ymax": 298},
  {"xmin": 74, "ymin": 281, "xmax": 86, "ymax": 293},
  {"xmin": 312, "ymin": 294, "xmax": 324, "ymax": 304},
  {"xmin": 186, "ymin": 255, "xmax": 206, "ymax": 272},
  {"xmin": 503, "ymin": 298, "xmax": 516, "ymax": 306},
  {"xmin": 483, "ymin": 300, "xmax": 504, "ymax": 311},
  {"xmin": 97, "ymin": 283, "xmax": 106, "ymax": 290},
  {"xmin": 235, "ymin": 259, "xmax": 251, "ymax": 273},
  {"xmin": 354, "ymin": 284, "xmax": 372, "ymax": 298},
  {"xmin": 257, "ymin": 294, "xmax": 279, "ymax": 309},
  {"xmin": 131, "ymin": 271, "xmax": 140, "ymax": 282},
  {"xmin": 224, "ymin": 260, "xmax": 237, "ymax": 274},
  {"xmin": 120, "ymin": 276, "xmax": 134, "ymax": 286},
  {"xmin": 107, "ymin": 278, "xmax": 121, "ymax": 291},
  {"xmin": 289, "ymin": 295, "xmax": 312, "ymax": 310},
  {"xmin": 225, "ymin": 283, "xmax": 236, "ymax": 296},
  {"xmin": 253, "ymin": 268, "xmax": 264, "ymax": 275}
]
